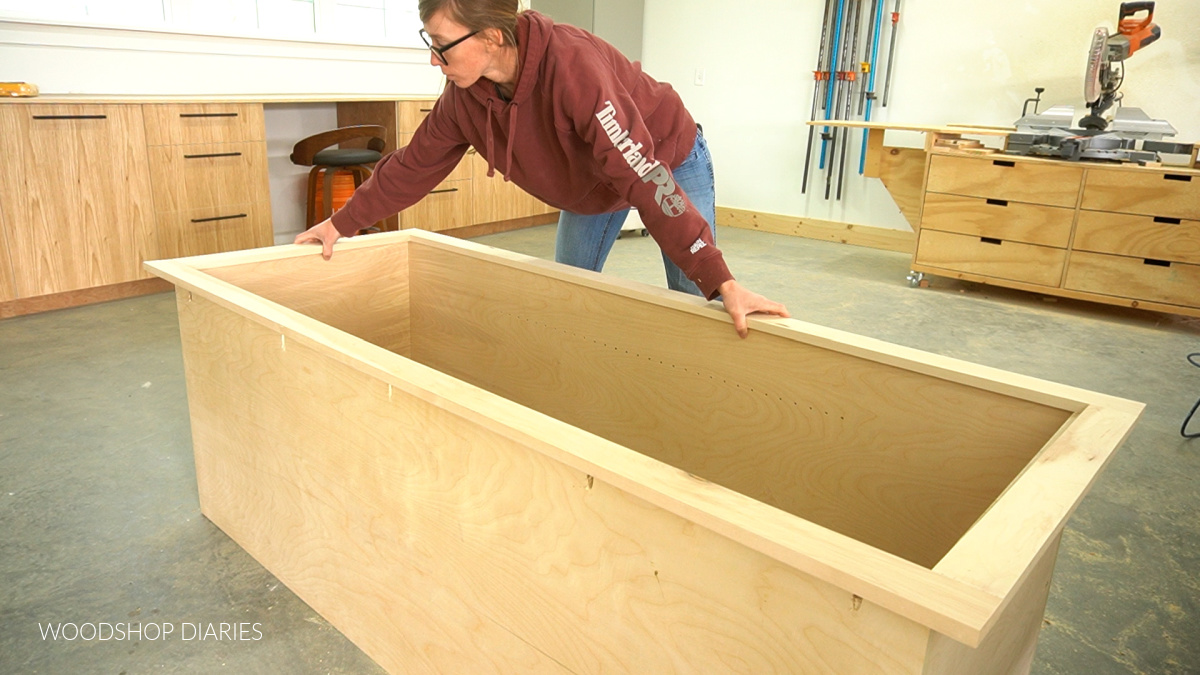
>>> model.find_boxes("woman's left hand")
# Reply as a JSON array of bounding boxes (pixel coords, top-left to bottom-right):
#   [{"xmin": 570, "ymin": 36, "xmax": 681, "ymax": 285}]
[{"xmin": 717, "ymin": 280, "xmax": 790, "ymax": 339}]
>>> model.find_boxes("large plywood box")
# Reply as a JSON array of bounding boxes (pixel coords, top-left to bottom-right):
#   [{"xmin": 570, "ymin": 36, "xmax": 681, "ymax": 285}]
[{"xmin": 146, "ymin": 231, "xmax": 1142, "ymax": 675}]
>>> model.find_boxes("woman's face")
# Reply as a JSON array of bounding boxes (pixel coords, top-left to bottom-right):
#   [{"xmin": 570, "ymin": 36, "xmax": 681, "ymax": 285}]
[{"xmin": 422, "ymin": 10, "xmax": 489, "ymax": 88}]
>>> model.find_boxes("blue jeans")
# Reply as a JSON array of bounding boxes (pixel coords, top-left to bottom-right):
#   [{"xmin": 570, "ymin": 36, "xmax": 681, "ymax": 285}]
[{"xmin": 555, "ymin": 130, "xmax": 716, "ymax": 296}]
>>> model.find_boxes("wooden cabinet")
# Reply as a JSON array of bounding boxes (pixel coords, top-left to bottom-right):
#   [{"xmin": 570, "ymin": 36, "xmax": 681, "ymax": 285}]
[
  {"xmin": 913, "ymin": 150, "xmax": 1200, "ymax": 316},
  {"xmin": 0, "ymin": 104, "xmax": 157, "ymax": 297},
  {"xmin": 143, "ymin": 103, "xmax": 272, "ymax": 259},
  {"xmin": 338, "ymin": 99, "xmax": 557, "ymax": 233}
]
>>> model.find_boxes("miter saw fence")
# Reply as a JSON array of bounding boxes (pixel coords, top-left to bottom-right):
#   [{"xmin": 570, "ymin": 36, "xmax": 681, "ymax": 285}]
[{"xmin": 1005, "ymin": 2, "xmax": 1187, "ymax": 164}]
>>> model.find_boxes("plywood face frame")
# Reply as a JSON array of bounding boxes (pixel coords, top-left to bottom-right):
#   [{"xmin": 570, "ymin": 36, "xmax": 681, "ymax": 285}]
[{"xmin": 146, "ymin": 231, "xmax": 1143, "ymax": 673}]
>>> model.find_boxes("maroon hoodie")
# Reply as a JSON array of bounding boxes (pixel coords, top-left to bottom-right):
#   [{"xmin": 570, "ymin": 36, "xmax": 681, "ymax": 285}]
[{"xmin": 331, "ymin": 10, "xmax": 733, "ymax": 299}]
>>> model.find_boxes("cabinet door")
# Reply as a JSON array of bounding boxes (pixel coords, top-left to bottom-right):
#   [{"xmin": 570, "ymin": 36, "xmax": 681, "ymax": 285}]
[
  {"xmin": 0, "ymin": 105, "xmax": 157, "ymax": 297},
  {"xmin": 0, "ymin": 208, "xmax": 16, "ymax": 303}
]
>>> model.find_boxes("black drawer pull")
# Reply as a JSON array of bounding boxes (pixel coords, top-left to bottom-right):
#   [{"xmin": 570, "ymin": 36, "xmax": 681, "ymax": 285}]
[
  {"xmin": 191, "ymin": 213, "xmax": 247, "ymax": 224},
  {"xmin": 180, "ymin": 112, "xmax": 239, "ymax": 118},
  {"xmin": 1154, "ymin": 216, "xmax": 1182, "ymax": 224},
  {"xmin": 980, "ymin": 237, "xmax": 1003, "ymax": 245},
  {"xmin": 183, "ymin": 152, "xmax": 243, "ymax": 159},
  {"xmin": 1143, "ymin": 258, "xmax": 1171, "ymax": 267},
  {"xmin": 429, "ymin": 188, "xmax": 459, "ymax": 194},
  {"xmin": 420, "ymin": 108, "xmax": 433, "ymax": 112},
  {"xmin": 992, "ymin": 160, "xmax": 1016, "ymax": 168},
  {"xmin": 1163, "ymin": 174, "xmax": 1192, "ymax": 182},
  {"xmin": 32, "ymin": 114, "xmax": 107, "ymax": 120},
  {"xmin": 985, "ymin": 198, "xmax": 1009, "ymax": 207}
]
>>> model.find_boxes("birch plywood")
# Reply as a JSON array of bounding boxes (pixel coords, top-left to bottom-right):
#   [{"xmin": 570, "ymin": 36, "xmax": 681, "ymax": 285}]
[
  {"xmin": 920, "ymin": 193, "xmax": 1074, "ymax": 249},
  {"xmin": 1080, "ymin": 167, "xmax": 1200, "ymax": 220},
  {"xmin": 1073, "ymin": 210, "xmax": 1200, "ymax": 264},
  {"xmin": 146, "ymin": 231, "xmax": 1142, "ymax": 674},
  {"xmin": 916, "ymin": 230, "xmax": 1067, "ymax": 287},
  {"xmin": 3, "ymin": 104, "xmax": 157, "ymax": 297},
  {"xmin": 926, "ymin": 154, "xmax": 1083, "ymax": 208}
]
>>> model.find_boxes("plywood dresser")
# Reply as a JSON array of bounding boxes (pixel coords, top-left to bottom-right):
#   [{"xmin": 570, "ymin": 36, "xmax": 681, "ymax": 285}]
[{"xmin": 914, "ymin": 150, "xmax": 1200, "ymax": 316}]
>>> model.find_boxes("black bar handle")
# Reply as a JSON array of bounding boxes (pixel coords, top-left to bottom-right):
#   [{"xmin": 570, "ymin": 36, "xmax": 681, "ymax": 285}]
[
  {"xmin": 992, "ymin": 160, "xmax": 1016, "ymax": 168},
  {"xmin": 32, "ymin": 115, "xmax": 107, "ymax": 120},
  {"xmin": 179, "ymin": 112, "xmax": 239, "ymax": 118},
  {"xmin": 986, "ymin": 198, "xmax": 1009, "ymax": 207},
  {"xmin": 1153, "ymin": 216, "xmax": 1182, "ymax": 224},
  {"xmin": 429, "ymin": 188, "xmax": 459, "ymax": 194},
  {"xmin": 183, "ymin": 152, "xmax": 243, "ymax": 159},
  {"xmin": 1143, "ymin": 258, "xmax": 1171, "ymax": 267},
  {"xmin": 980, "ymin": 237, "xmax": 1003, "ymax": 245},
  {"xmin": 419, "ymin": 108, "xmax": 433, "ymax": 112},
  {"xmin": 190, "ymin": 213, "xmax": 248, "ymax": 224},
  {"xmin": 1164, "ymin": 174, "xmax": 1192, "ymax": 182}
]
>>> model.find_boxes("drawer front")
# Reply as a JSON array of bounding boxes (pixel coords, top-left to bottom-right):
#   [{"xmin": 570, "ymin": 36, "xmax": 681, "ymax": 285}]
[
  {"xmin": 402, "ymin": 180, "xmax": 473, "ymax": 232},
  {"xmin": 398, "ymin": 100, "xmax": 437, "ymax": 133},
  {"xmin": 399, "ymin": 132, "xmax": 471, "ymax": 181},
  {"xmin": 926, "ymin": 154, "xmax": 1083, "ymax": 207},
  {"xmin": 144, "ymin": 103, "xmax": 265, "ymax": 146},
  {"xmin": 916, "ymin": 229, "xmax": 1066, "ymax": 287},
  {"xmin": 920, "ymin": 193, "xmax": 1074, "ymax": 248},
  {"xmin": 1065, "ymin": 250, "xmax": 1200, "ymax": 309},
  {"xmin": 1074, "ymin": 210, "xmax": 1200, "ymax": 264},
  {"xmin": 1080, "ymin": 167, "xmax": 1200, "ymax": 220},
  {"xmin": 156, "ymin": 202, "xmax": 273, "ymax": 259},
  {"xmin": 149, "ymin": 142, "xmax": 270, "ymax": 213}
]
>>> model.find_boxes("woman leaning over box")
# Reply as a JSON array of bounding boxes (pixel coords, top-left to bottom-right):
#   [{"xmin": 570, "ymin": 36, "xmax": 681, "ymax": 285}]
[{"xmin": 295, "ymin": 0, "xmax": 789, "ymax": 338}]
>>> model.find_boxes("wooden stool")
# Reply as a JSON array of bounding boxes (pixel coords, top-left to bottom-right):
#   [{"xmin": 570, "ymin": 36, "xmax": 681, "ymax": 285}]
[{"xmin": 290, "ymin": 125, "xmax": 387, "ymax": 231}]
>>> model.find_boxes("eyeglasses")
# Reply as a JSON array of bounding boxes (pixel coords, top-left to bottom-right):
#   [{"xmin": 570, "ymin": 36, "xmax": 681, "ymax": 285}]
[{"xmin": 419, "ymin": 28, "xmax": 479, "ymax": 65}]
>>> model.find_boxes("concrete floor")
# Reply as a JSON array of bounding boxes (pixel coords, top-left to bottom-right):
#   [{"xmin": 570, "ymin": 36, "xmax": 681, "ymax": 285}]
[{"xmin": 1, "ymin": 224, "xmax": 1197, "ymax": 674}]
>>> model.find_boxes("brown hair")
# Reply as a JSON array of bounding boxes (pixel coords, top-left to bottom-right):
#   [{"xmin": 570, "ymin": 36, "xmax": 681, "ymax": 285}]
[{"xmin": 418, "ymin": 0, "xmax": 520, "ymax": 47}]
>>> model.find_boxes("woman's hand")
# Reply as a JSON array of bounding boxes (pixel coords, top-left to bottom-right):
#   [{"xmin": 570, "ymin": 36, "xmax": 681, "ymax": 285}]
[
  {"xmin": 718, "ymin": 280, "xmax": 790, "ymax": 339},
  {"xmin": 293, "ymin": 218, "xmax": 342, "ymax": 260}
]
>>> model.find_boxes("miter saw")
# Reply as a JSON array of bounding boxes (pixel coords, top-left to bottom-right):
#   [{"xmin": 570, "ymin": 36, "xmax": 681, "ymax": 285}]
[{"xmin": 1005, "ymin": 2, "xmax": 1191, "ymax": 163}]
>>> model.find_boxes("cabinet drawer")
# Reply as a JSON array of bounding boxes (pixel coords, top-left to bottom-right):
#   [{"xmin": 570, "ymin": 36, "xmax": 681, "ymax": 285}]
[
  {"xmin": 926, "ymin": 154, "xmax": 1083, "ymax": 207},
  {"xmin": 1065, "ymin": 250, "xmax": 1200, "ymax": 309},
  {"xmin": 1074, "ymin": 210, "xmax": 1200, "ymax": 264},
  {"xmin": 915, "ymin": 229, "xmax": 1066, "ymax": 287},
  {"xmin": 398, "ymin": 100, "xmax": 437, "ymax": 134},
  {"xmin": 144, "ymin": 103, "xmax": 265, "ymax": 146},
  {"xmin": 920, "ymin": 193, "xmax": 1074, "ymax": 248},
  {"xmin": 149, "ymin": 142, "xmax": 269, "ymax": 213},
  {"xmin": 402, "ymin": 180, "xmax": 473, "ymax": 232},
  {"xmin": 156, "ymin": 202, "xmax": 273, "ymax": 259},
  {"xmin": 1079, "ymin": 167, "xmax": 1200, "ymax": 220}
]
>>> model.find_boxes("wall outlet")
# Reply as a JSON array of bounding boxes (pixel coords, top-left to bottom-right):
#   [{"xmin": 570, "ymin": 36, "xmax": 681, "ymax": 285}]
[{"xmin": 694, "ymin": 68, "xmax": 706, "ymax": 86}]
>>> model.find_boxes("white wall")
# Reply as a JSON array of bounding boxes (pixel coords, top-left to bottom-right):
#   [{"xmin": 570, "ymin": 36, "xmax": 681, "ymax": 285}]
[{"xmin": 642, "ymin": 0, "xmax": 1200, "ymax": 232}]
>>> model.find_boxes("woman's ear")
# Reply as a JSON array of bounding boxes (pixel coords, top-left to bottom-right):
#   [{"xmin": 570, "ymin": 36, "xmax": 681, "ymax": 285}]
[{"xmin": 481, "ymin": 26, "xmax": 506, "ymax": 49}]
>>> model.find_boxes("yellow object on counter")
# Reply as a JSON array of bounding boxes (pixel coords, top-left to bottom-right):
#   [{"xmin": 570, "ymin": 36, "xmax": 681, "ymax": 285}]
[{"xmin": 1, "ymin": 82, "xmax": 39, "ymax": 97}]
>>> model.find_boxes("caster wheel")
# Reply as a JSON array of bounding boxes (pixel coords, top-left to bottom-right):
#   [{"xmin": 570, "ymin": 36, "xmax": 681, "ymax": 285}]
[
  {"xmin": 906, "ymin": 271, "xmax": 925, "ymax": 288},
  {"xmin": 640, "ymin": 229, "xmax": 649, "ymax": 237}
]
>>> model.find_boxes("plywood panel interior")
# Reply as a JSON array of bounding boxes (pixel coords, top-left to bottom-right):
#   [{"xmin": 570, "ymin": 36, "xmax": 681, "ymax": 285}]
[
  {"xmin": 203, "ymin": 243, "xmax": 411, "ymax": 355},
  {"xmin": 207, "ymin": 241, "xmax": 1072, "ymax": 569},
  {"xmin": 406, "ymin": 245, "xmax": 1072, "ymax": 569}
]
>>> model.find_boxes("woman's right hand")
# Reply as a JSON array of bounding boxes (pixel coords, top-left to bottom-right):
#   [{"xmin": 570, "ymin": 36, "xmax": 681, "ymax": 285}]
[{"xmin": 293, "ymin": 218, "xmax": 342, "ymax": 260}]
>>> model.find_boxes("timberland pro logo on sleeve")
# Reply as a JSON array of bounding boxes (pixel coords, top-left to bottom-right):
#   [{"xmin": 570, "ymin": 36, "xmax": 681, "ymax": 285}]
[{"xmin": 595, "ymin": 100, "xmax": 685, "ymax": 219}]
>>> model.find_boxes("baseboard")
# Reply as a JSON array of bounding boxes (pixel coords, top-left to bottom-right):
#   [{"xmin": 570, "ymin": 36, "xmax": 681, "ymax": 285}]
[
  {"xmin": 439, "ymin": 212, "xmax": 559, "ymax": 240},
  {"xmin": 0, "ymin": 277, "xmax": 173, "ymax": 320},
  {"xmin": 717, "ymin": 206, "xmax": 915, "ymax": 254}
]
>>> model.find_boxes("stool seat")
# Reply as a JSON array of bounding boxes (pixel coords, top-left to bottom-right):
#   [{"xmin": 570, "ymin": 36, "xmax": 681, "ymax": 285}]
[
  {"xmin": 312, "ymin": 147, "xmax": 383, "ymax": 167},
  {"xmin": 290, "ymin": 124, "xmax": 388, "ymax": 231}
]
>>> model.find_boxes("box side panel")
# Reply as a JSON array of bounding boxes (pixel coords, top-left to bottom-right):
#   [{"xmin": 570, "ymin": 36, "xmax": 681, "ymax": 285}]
[
  {"xmin": 921, "ymin": 534, "xmax": 1061, "ymax": 675},
  {"xmin": 175, "ymin": 292, "xmax": 933, "ymax": 675},
  {"xmin": 406, "ymin": 245, "xmax": 1072, "ymax": 569},
  {"xmin": 203, "ymin": 243, "xmax": 410, "ymax": 355}
]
